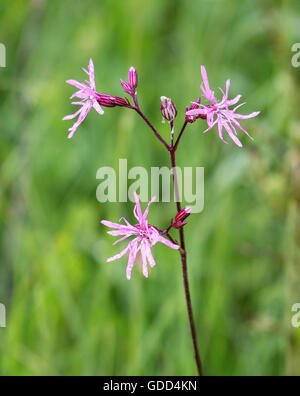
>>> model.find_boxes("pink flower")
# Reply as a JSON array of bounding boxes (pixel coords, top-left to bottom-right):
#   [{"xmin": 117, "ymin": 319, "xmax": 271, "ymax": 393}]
[
  {"xmin": 101, "ymin": 193, "xmax": 180, "ymax": 280},
  {"xmin": 63, "ymin": 59, "xmax": 104, "ymax": 139},
  {"xmin": 186, "ymin": 66, "xmax": 260, "ymax": 147}
]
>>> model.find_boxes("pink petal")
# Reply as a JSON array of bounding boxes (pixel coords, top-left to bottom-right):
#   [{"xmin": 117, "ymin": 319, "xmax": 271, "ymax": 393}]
[
  {"xmin": 67, "ymin": 102, "xmax": 92, "ymax": 139},
  {"xmin": 88, "ymin": 59, "xmax": 96, "ymax": 91},
  {"xmin": 107, "ymin": 229, "xmax": 137, "ymax": 237},
  {"xmin": 229, "ymin": 118, "xmax": 254, "ymax": 141},
  {"xmin": 203, "ymin": 119, "xmax": 218, "ymax": 134},
  {"xmin": 119, "ymin": 217, "xmax": 132, "ymax": 227},
  {"xmin": 142, "ymin": 196, "xmax": 156, "ymax": 224},
  {"xmin": 133, "ymin": 192, "xmax": 143, "ymax": 224},
  {"xmin": 82, "ymin": 67, "xmax": 89, "ymax": 75},
  {"xmin": 113, "ymin": 235, "xmax": 132, "ymax": 246},
  {"xmin": 223, "ymin": 122, "xmax": 243, "ymax": 147},
  {"xmin": 232, "ymin": 103, "xmax": 246, "ymax": 113},
  {"xmin": 126, "ymin": 239, "xmax": 139, "ymax": 280},
  {"xmin": 71, "ymin": 101, "xmax": 85, "ymax": 106},
  {"xmin": 225, "ymin": 79, "xmax": 231, "ymax": 98},
  {"xmin": 200, "ymin": 66, "xmax": 216, "ymax": 103},
  {"xmin": 219, "ymin": 79, "xmax": 231, "ymax": 105},
  {"xmin": 158, "ymin": 235, "xmax": 180, "ymax": 250},
  {"xmin": 207, "ymin": 111, "xmax": 215, "ymax": 128},
  {"xmin": 66, "ymin": 79, "xmax": 87, "ymax": 90},
  {"xmin": 62, "ymin": 108, "xmax": 81, "ymax": 121},
  {"xmin": 233, "ymin": 111, "xmax": 260, "ymax": 120},
  {"xmin": 226, "ymin": 94, "xmax": 242, "ymax": 107},
  {"xmin": 200, "ymin": 66, "xmax": 210, "ymax": 93},
  {"xmin": 141, "ymin": 240, "xmax": 149, "ymax": 278},
  {"xmin": 107, "ymin": 243, "xmax": 131, "ymax": 263},
  {"xmin": 145, "ymin": 240, "xmax": 156, "ymax": 268},
  {"xmin": 217, "ymin": 119, "xmax": 228, "ymax": 144},
  {"xmin": 93, "ymin": 100, "xmax": 104, "ymax": 115},
  {"xmin": 186, "ymin": 109, "xmax": 206, "ymax": 117},
  {"xmin": 71, "ymin": 90, "xmax": 88, "ymax": 100},
  {"xmin": 102, "ymin": 220, "xmax": 128, "ymax": 229}
]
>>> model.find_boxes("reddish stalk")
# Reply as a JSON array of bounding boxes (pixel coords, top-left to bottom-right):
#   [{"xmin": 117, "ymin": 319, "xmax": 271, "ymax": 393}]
[
  {"xmin": 170, "ymin": 147, "xmax": 203, "ymax": 377},
  {"xmin": 132, "ymin": 98, "xmax": 203, "ymax": 376}
]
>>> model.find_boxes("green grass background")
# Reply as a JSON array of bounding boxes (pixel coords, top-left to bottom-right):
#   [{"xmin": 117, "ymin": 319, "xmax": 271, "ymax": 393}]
[{"xmin": 0, "ymin": 0, "xmax": 300, "ymax": 376}]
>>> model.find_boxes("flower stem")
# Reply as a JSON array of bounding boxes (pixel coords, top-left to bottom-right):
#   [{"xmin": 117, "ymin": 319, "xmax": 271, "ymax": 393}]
[
  {"xmin": 174, "ymin": 121, "xmax": 188, "ymax": 151},
  {"xmin": 132, "ymin": 104, "xmax": 203, "ymax": 376},
  {"xmin": 170, "ymin": 148, "xmax": 203, "ymax": 377},
  {"xmin": 131, "ymin": 104, "xmax": 170, "ymax": 150}
]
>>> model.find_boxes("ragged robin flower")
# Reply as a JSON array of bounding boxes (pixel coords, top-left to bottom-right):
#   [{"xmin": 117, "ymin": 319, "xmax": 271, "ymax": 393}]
[
  {"xmin": 101, "ymin": 193, "xmax": 180, "ymax": 280},
  {"xmin": 186, "ymin": 66, "xmax": 260, "ymax": 147},
  {"xmin": 63, "ymin": 59, "xmax": 129, "ymax": 138}
]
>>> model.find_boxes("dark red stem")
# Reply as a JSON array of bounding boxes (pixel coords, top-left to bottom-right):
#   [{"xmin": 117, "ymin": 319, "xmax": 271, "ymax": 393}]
[
  {"xmin": 174, "ymin": 121, "xmax": 188, "ymax": 151},
  {"xmin": 131, "ymin": 102, "xmax": 170, "ymax": 150},
  {"xmin": 132, "ymin": 99, "xmax": 203, "ymax": 376},
  {"xmin": 170, "ymin": 148, "xmax": 203, "ymax": 377}
]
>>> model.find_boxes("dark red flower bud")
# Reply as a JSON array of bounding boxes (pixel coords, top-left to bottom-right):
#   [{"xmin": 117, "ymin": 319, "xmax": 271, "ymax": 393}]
[
  {"xmin": 97, "ymin": 94, "xmax": 130, "ymax": 108},
  {"xmin": 173, "ymin": 207, "xmax": 192, "ymax": 228}
]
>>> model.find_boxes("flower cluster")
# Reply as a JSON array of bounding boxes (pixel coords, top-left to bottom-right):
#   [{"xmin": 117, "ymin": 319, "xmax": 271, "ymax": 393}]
[
  {"xmin": 63, "ymin": 60, "xmax": 259, "ymax": 147},
  {"xmin": 63, "ymin": 60, "xmax": 260, "ymax": 280}
]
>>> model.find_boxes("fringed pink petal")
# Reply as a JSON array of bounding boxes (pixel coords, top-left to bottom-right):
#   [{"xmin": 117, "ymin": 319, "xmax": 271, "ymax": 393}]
[
  {"xmin": 158, "ymin": 235, "xmax": 180, "ymax": 250},
  {"xmin": 107, "ymin": 243, "xmax": 131, "ymax": 263},
  {"xmin": 217, "ymin": 119, "xmax": 228, "ymax": 144},
  {"xmin": 133, "ymin": 192, "xmax": 143, "ymax": 224},
  {"xmin": 66, "ymin": 79, "xmax": 87, "ymax": 90},
  {"xmin": 141, "ymin": 240, "xmax": 149, "ymax": 278},
  {"xmin": 225, "ymin": 94, "xmax": 242, "ymax": 107},
  {"xmin": 88, "ymin": 59, "xmax": 96, "ymax": 91},
  {"xmin": 93, "ymin": 100, "xmax": 104, "ymax": 115},
  {"xmin": 223, "ymin": 122, "xmax": 243, "ymax": 147},
  {"xmin": 62, "ymin": 108, "xmax": 82, "ymax": 121},
  {"xmin": 142, "ymin": 196, "xmax": 156, "ymax": 225},
  {"xmin": 145, "ymin": 240, "xmax": 156, "ymax": 268},
  {"xmin": 233, "ymin": 111, "xmax": 260, "ymax": 120},
  {"xmin": 126, "ymin": 239, "xmax": 139, "ymax": 280}
]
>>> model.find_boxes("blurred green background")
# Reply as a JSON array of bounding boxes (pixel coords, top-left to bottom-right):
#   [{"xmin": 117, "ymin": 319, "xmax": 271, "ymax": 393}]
[{"xmin": 0, "ymin": 0, "xmax": 300, "ymax": 376}]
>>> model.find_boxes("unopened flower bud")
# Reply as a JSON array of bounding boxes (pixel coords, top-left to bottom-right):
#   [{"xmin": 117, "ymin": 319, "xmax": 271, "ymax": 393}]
[
  {"xmin": 97, "ymin": 94, "xmax": 130, "ymax": 108},
  {"xmin": 120, "ymin": 79, "xmax": 135, "ymax": 96},
  {"xmin": 128, "ymin": 67, "xmax": 138, "ymax": 90},
  {"xmin": 173, "ymin": 207, "xmax": 192, "ymax": 228},
  {"xmin": 160, "ymin": 96, "xmax": 177, "ymax": 123}
]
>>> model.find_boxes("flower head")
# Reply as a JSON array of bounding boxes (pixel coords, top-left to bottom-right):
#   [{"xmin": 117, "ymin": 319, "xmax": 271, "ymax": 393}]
[
  {"xmin": 186, "ymin": 66, "xmax": 260, "ymax": 147},
  {"xmin": 63, "ymin": 59, "xmax": 104, "ymax": 139},
  {"xmin": 101, "ymin": 193, "xmax": 180, "ymax": 280}
]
